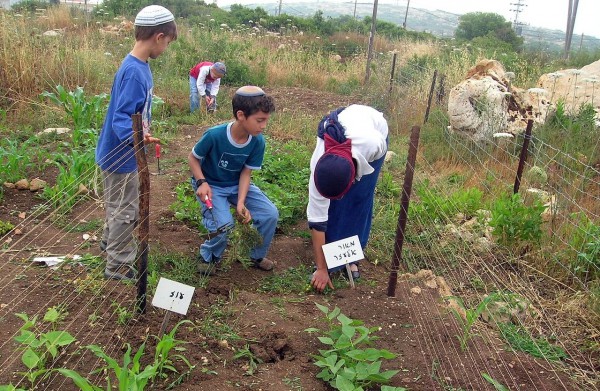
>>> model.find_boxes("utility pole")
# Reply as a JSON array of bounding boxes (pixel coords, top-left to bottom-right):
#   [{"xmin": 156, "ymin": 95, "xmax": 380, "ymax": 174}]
[
  {"xmin": 353, "ymin": 0, "xmax": 357, "ymax": 19},
  {"xmin": 278, "ymin": 0, "xmax": 282, "ymax": 16},
  {"xmin": 509, "ymin": 0, "xmax": 527, "ymax": 36},
  {"xmin": 364, "ymin": 0, "xmax": 379, "ymax": 83},
  {"xmin": 402, "ymin": 0, "xmax": 410, "ymax": 29},
  {"xmin": 564, "ymin": 0, "xmax": 580, "ymax": 59}
]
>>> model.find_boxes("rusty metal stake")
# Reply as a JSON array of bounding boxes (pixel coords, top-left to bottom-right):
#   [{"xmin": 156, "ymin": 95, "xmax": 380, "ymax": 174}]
[
  {"xmin": 424, "ymin": 70, "xmax": 438, "ymax": 124},
  {"xmin": 387, "ymin": 125, "xmax": 421, "ymax": 297},
  {"xmin": 513, "ymin": 119, "xmax": 534, "ymax": 194}
]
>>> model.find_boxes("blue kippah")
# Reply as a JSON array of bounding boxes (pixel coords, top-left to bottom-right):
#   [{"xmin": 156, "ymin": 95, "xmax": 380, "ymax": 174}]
[
  {"xmin": 235, "ymin": 86, "xmax": 265, "ymax": 97},
  {"xmin": 314, "ymin": 153, "xmax": 354, "ymax": 200}
]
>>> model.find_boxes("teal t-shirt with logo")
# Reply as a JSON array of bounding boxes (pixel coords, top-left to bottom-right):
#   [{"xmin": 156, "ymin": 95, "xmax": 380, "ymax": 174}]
[{"xmin": 191, "ymin": 122, "xmax": 265, "ymax": 187}]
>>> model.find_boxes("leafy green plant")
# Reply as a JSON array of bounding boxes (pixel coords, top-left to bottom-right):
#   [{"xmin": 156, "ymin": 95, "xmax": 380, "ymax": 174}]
[
  {"xmin": 153, "ymin": 320, "xmax": 194, "ymax": 380},
  {"xmin": 482, "ymin": 372, "xmax": 510, "ymax": 391},
  {"xmin": 233, "ymin": 345, "xmax": 263, "ymax": 376},
  {"xmin": 170, "ymin": 182, "xmax": 204, "ymax": 230},
  {"xmin": 111, "ymin": 301, "xmax": 133, "ymax": 326},
  {"xmin": 489, "ymin": 193, "xmax": 545, "ymax": 247},
  {"xmin": 0, "ymin": 219, "xmax": 14, "ymax": 236},
  {"xmin": 40, "ymin": 85, "xmax": 108, "ymax": 130},
  {"xmin": 259, "ymin": 264, "xmax": 314, "ymax": 294},
  {"xmin": 410, "ymin": 183, "xmax": 484, "ymax": 226},
  {"xmin": 13, "ymin": 310, "xmax": 76, "ymax": 387},
  {"xmin": 498, "ymin": 323, "xmax": 567, "ymax": 361},
  {"xmin": 446, "ymin": 294, "xmax": 499, "ymax": 351},
  {"xmin": 41, "ymin": 149, "xmax": 97, "ymax": 215},
  {"xmin": 305, "ymin": 304, "xmax": 405, "ymax": 391},
  {"xmin": 0, "ymin": 138, "xmax": 35, "ymax": 183},
  {"xmin": 253, "ymin": 140, "xmax": 310, "ymax": 226},
  {"xmin": 58, "ymin": 320, "xmax": 194, "ymax": 391},
  {"xmin": 224, "ymin": 222, "xmax": 262, "ymax": 269}
]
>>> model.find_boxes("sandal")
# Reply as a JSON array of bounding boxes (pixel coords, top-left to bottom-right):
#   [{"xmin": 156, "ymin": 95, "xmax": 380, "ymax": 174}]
[{"xmin": 349, "ymin": 263, "xmax": 360, "ymax": 280}]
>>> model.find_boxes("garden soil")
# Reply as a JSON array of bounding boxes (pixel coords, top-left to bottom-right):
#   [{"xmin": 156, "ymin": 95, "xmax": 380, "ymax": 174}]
[{"xmin": 0, "ymin": 87, "xmax": 588, "ymax": 390}]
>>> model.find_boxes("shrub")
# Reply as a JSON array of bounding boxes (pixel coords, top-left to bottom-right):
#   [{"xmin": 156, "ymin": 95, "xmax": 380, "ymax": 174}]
[{"xmin": 489, "ymin": 193, "xmax": 545, "ymax": 247}]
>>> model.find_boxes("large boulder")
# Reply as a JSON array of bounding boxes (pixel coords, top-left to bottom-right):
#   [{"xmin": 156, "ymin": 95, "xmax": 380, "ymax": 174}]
[
  {"xmin": 537, "ymin": 59, "xmax": 600, "ymax": 117},
  {"xmin": 448, "ymin": 59, "xmax": 552, "ymax": 142}
]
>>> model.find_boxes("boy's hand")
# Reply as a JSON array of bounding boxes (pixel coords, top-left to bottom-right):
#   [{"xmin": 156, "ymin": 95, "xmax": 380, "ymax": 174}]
[
  {"xmin": 205, "ymin": 96, "xmax": 213, "ymax": 107},
  {"xmin": 144, "ymin": 133, "xmax": 161, "ymax": 144},
  {"xmin": 196, "ymin": 184, "xmax": 211, "ymax": 203},
  {"xmin": 236, "ymin": 204, "xmax": 251, "ymax": 224},
  {"xmin": 311, "ymin": 269, "xmax": 334, "ymax": 293}
]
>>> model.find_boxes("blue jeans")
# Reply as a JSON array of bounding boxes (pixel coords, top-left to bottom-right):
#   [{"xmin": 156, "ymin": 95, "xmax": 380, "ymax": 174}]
[
  {"xmin": 191, "ymin": 179, "xmax": 279, "ymax": 263},
  {"xmin": 189, "ymin": 76, "xmax": 217, "ymax": 112}
]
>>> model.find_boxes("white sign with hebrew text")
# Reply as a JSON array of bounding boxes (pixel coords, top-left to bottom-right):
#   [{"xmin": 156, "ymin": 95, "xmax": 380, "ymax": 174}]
[
  {"xmin": 152, "ymin": 277, "xmax": 195, "ymax": 315},
  {"xmin": 322, "ymin": 235, "xmax": 364, "ymax": 269}
]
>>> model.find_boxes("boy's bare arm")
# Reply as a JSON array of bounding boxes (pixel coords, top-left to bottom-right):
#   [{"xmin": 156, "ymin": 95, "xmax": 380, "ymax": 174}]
[
  {"xmin": 188, "ymin": 152, "xmax": 211, "ymax": 202},
  {"xmin": 236, "ymin": 167, "xmax": 252, "ymax": 223}
]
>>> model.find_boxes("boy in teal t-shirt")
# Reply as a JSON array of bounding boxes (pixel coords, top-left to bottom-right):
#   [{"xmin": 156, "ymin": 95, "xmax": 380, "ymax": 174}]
[{"xmin": 188, "ymin": 86, "xmax": 278, "ymax": 275}]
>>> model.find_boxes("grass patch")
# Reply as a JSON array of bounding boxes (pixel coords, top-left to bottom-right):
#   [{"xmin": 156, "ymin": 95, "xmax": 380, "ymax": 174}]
[{"xmin": 498, "ymin": 323, "xmax": 567, "ymax": 361}]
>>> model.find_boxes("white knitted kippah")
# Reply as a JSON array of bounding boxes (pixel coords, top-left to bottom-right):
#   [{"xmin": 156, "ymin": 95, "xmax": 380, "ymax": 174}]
[{"xmin": 134, "ymin": 5, "xmax": 174, "ymax": 26}]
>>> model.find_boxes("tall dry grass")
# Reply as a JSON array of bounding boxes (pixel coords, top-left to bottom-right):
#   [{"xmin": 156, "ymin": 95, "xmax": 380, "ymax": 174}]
[{"xmin": 0, "ymin": 6, "xmax": 119, "ymax": 110}]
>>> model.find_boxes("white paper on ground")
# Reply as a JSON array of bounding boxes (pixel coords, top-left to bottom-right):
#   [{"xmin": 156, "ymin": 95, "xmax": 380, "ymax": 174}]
[{"xmin": 32, "ymin": 255, "xmax": 81, "ymax": 269}]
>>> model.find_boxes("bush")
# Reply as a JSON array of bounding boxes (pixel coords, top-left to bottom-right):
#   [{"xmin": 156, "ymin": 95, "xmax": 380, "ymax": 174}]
[{"xmin": 489, "ymin": 193, "xmax": 545, "ymax": 246}]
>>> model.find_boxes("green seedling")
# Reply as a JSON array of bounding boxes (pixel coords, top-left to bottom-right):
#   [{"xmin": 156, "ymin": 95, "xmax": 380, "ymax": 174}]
[
  {"xmin": 13, "ymin": 310, "xmax": 76, "ymax": 387},
  {"xmin": 233, "ymin": 345, "xmax": 263, "ymax": 376},
  {"xmin": 305, "ymin": 303, "xmax": 406, "ymax": 391},
  {"xmin": 446, "ymin": 294, "xmax": 498, "ymax": 351},
  {"xmin": 482, "ymin": 373, "xmax": 510, "ymax": 391}
]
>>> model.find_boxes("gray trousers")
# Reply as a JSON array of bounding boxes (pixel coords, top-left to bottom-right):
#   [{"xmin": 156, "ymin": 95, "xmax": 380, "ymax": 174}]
[{"xmin": 101, "ymin": 171, "xmax": 139, "ymax": 270}]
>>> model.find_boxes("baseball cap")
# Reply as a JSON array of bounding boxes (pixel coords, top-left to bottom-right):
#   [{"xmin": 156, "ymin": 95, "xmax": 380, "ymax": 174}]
[
  {"xmin": 134, "ymin": 5, "xmax": 175, "ymax": 27},
  {"xmin": 212, "ymin": 62, "xmax": 227, "ymax": 76},
  {"xmin": 314, "ymin": 134, "xmax": 355, "ymax": 200}
]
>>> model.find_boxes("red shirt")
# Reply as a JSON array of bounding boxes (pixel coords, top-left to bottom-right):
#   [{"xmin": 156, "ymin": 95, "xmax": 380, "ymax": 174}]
[{"xmin": 189, "ymin": 61, "xmax": 217, "ymax": 83}]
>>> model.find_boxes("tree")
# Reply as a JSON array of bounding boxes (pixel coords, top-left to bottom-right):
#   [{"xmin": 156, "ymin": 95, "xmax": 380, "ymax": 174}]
[{"xmin": 455, "ymin": 12, "xmax": 523, "ymax": 52}]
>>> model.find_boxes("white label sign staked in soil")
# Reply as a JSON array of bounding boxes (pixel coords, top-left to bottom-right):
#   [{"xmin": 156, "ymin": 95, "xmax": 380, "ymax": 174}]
[
  {"xmin": 322, "ymin": 235, "xmax": 364, "ymax": 269},
  {"xmin": 152, "ymin": 277, "xmax": 195, "ymax": 315}
]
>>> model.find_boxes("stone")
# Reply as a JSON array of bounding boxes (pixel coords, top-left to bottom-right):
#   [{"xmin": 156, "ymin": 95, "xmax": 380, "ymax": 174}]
[
  {"xmin": 29, "ymin": 178, "xmax": 47, "ymax": 192},
  {"xmin": 15, "ymin": 179, "xmax": 29, "ymax": 190}
]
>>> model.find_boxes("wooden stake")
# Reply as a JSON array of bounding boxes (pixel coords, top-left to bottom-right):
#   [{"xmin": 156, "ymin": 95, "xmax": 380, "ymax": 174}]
[
  {"xmin": 345, "ymin": 263, "xmax": 355, "ymax": 288},
  {"xmin": 132, "ymin": 113, "xmax": 150, "ymax": 314}
]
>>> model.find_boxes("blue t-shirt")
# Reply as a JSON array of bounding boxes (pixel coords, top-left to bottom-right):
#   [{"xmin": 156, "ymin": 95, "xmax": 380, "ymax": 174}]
[
  {"xmin": 96, "ymin": 54, "xmax": 153, "ymax": 173},
  {"xmin": 192, "ymin": 122, "xmax": 265, "ymax": 187}
]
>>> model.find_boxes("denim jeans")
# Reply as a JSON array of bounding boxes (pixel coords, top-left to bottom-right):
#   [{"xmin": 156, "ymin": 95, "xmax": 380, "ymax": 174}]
[
  {"xmin": 189, "ymin": 76, "xmax": 217, "ymax": 112},
  {"xmin": 191, "ymin": 178, "xmax": 279, "ymax": 263}
]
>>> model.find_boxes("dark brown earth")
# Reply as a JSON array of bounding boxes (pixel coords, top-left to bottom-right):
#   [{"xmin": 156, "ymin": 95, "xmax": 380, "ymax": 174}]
[{"xmin": 0, "ymin": 87, "xmax": 588, "ymax": 390}]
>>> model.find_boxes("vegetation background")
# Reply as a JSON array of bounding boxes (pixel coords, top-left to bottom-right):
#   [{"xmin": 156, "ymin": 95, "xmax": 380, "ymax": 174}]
[{"xmin": 0, "ymin": 0, "xmax": 598, "ymax": 390}]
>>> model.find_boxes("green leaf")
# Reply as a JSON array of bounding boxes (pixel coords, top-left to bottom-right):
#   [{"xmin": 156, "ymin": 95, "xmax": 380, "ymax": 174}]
[
  {"xmin": 335, "ymin": 374, "xmax": 357, "ymax": 391},
  {"xmin": 43, "ymin": 307, "xmax": 60, "ymax": 323},
  {"xmin": 341, "ymin": 325, "xmax": 356, "ymax": 339},
  {"xmin": 337, "ymin": 314, "xmax": 353, "ymax": 327},
  {"xmin": 482, "ymin": 372, "xmax": 510, "ymax": 391},
  {"xmin": 55, "ymin": 368, "xmax": 101, "ymax": 391},
  {"xmin": 45, "ymin": 330, "xmax": 76, "ymax": 347},
  {"xmin": 316, "ymin": 303, "xmax": 329, "ymax": 315},
  {"xmin": 14, "ymin": 330, "xmax": 37, "ymax": 345},
  {"xmin": 22, "ymin": 348, "xmax": 41, "ymax": 369},
  {"xmin": 318, "ymin": 336, "xmax": 334, "ymax": 345},
  {"xmin": 328, "ymin": 307, "xmax": 341, "ymax": 320}
]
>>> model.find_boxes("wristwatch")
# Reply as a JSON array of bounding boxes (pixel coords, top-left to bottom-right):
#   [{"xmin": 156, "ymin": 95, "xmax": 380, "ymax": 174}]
[{"xmin": 195, "ymin": 178, "xmax": 207, "ymax": 187}]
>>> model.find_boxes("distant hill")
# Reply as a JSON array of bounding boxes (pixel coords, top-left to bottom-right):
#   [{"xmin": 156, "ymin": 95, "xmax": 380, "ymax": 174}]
[{"xmin": 225, "ymin": 2, "xmax": 600, "ymax": 52}]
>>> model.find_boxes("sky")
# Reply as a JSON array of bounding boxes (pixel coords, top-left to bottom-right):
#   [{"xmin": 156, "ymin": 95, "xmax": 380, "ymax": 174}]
[{"xmin": 216, "ymin": 0, "xmax": 600, "ymax": 39}]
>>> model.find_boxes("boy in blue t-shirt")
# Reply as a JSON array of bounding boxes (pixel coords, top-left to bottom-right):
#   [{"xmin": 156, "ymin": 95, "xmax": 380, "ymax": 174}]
[
  {"xmin": 188, "ymin": 86, "xmax": 278, "ymax": 275},
  {"xmin": 95, "ymin": 5, "xmax": 177, "ymax": 281}
]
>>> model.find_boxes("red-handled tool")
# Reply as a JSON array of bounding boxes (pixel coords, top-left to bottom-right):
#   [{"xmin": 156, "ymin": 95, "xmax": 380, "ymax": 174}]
[
  {"xmin": 155, "ymin": 144, "xmax": 161, "ymax": 174},
  {"xmin": 204, "ymin": 195, "xmax": 213, "ymax": 209},
  {"xmin": 204, "ymin": 195, "xmax": 215, "ymax": 221}
]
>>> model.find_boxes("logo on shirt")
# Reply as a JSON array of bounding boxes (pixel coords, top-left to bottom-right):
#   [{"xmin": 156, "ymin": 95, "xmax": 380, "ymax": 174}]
[{"xmin": 219, "ymin": 158, "xmax": 229, "ymax": 168}]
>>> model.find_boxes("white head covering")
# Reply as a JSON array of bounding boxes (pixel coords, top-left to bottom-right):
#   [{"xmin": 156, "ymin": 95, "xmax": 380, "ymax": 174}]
[{"xmin": 134, "ymin": 5, "xmax": 174, "ymax": 26}]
